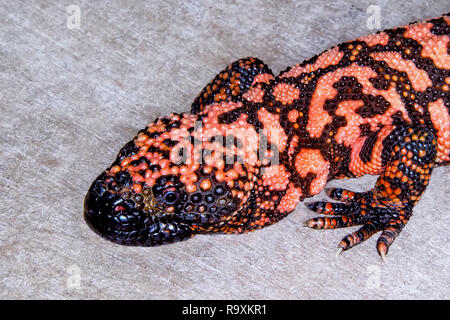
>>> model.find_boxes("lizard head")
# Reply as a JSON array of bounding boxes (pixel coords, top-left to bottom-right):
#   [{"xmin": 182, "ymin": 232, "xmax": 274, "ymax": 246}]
[{"xmin": 84, "ymin": 110, "xmax": 259, "ymax": 246}]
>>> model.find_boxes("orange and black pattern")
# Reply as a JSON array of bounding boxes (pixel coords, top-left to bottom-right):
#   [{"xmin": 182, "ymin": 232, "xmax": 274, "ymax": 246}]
[{"xmin": 84, "ymin": 14, "xmax": 449, "ymax": 259}]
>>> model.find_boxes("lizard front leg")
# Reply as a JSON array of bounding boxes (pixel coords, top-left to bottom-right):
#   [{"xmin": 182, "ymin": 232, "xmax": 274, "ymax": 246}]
[
  {"xmin": 305, "ymin": 125, "xmax": 438, "ymax": 260},
  {"xmin": 190, "ymin": 57, "xmax": 274, "ymax": 114}
]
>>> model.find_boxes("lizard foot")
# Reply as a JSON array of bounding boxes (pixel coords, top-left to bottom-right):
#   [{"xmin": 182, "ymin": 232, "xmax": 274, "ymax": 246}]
[
  {"xmin": 304, "ymin": 187, "xmax": 412, "ymax": 259},
  {"xmin": 304, "ymin": 125, "xmax": 437, "ymax": 259}
]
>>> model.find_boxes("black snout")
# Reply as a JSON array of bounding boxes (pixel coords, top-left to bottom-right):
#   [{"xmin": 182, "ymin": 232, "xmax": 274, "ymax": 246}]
[{"xmin": 84, "ymin": 173, "xmax": 193, "ymax": 246}]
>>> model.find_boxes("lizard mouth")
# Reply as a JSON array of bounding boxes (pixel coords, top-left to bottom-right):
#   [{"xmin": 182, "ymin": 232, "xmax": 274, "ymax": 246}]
[{"xmin": 83, "ymin": 173, "xmax": 193, "ymax": 246}]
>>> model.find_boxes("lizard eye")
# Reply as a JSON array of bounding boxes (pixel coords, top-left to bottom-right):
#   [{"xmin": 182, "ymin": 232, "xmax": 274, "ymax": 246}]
[{"xmin": 162, "ymin": 190, "xmax": 179, "ymax": 205}]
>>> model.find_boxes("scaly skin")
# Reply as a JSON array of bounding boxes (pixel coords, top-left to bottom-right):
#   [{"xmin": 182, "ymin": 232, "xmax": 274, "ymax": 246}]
[{"xmin": 84, "ymin": 14, "xmax": 449, "ymax": 259}]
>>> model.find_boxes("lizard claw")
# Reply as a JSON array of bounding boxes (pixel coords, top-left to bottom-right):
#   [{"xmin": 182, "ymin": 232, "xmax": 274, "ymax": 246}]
[{"xmin": 304, "ymin": 188, "xmax": 412, "ymax": 257}]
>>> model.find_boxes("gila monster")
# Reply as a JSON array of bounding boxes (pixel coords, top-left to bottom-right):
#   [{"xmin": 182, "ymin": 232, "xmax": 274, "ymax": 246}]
[{"xmin": 84, "ymin": 14, "xmax": 450, "ymax": 260}]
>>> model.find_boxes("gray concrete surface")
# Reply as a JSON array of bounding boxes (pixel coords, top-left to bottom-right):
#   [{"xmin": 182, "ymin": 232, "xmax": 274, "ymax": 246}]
[{"xmin": 0, "ymin": 0, "xmax": 449, "ymax": 300}]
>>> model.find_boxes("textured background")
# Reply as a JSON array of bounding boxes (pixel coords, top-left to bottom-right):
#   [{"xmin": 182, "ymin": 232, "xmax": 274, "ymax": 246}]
[{"xmin": 1, "ymin": 0, "xmax": 449, "ymax": 299}]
